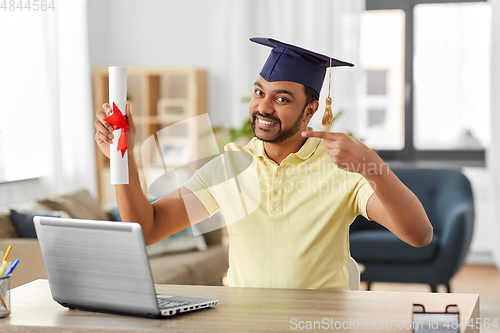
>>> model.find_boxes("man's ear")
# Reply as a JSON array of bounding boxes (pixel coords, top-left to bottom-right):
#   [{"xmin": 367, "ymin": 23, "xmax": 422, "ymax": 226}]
[{"xmin": 303, "ymin": 100, "xmax": 319, "ymax": 122}]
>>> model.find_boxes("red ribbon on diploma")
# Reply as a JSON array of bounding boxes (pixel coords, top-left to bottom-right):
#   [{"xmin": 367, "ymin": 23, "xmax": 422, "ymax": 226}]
[{"xmin": 104, "ymin": 102, "xmax": 129, "ymax": 157}]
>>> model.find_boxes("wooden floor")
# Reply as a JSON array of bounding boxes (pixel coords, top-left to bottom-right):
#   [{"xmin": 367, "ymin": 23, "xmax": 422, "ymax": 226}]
[{"xmin": 360, "ymin": 264, "xmax": 500, "ymax": 332}]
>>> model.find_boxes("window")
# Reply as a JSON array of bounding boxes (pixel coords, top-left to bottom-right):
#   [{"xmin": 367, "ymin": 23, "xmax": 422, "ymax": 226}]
[
  {"xmin": 360, "ymin": 10, "xmax": 405, "ymax": 150},
  {"xmin": 363, "ymin": 0, "xmax": 490, "ymax": 165},
  {"xmin": 414, "ymin": 3, "xmax": 490, "ymax": 151}
]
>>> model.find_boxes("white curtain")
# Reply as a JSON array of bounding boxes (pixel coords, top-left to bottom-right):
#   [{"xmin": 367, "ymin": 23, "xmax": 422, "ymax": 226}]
[
  {"xmin": 223, "ymin": 0, "xmax": 364, "ymax": 131},
  {"xmin": 0, "ymin": 0, "xmax": 96, "ymax": 204},
  {"xmin": 46, "ymin": 0, "xmax": 96, "ymax": 196},
  {"xmin": 489, "ymin": 0, "xmax": 500, "ymax": 268}
]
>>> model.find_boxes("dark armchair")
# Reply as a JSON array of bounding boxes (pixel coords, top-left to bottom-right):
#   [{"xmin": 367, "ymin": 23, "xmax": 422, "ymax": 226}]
[{"xmin": 349, "ymin": 168, "xmax": 475, "ymax": 292}]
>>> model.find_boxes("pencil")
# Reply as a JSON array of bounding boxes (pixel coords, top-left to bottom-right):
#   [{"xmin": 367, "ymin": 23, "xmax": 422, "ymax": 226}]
[{"xmin": 0, "ymin": 271, "xmax": 7, "ymax": 310}]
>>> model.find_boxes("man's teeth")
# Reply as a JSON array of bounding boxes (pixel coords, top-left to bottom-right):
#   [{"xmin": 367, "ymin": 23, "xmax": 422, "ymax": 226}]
[{"xmin": 258, "ymin": 118, "xmax": 277, "ymax": 125}]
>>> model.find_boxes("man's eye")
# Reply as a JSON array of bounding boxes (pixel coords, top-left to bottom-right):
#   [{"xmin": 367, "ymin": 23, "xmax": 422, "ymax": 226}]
[
  {"xmin": 254, "ymin": 89, "xmax": 263, "ymax": 96},
  {"xmin": 276, "ymin": 97, "xmax": 289, "ymax": 103}
]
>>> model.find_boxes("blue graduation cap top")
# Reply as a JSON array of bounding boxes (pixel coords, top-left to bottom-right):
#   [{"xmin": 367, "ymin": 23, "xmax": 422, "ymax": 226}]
[{"xmin": 251, "ymin": 37, "xmax": 354, "ymax": 95}]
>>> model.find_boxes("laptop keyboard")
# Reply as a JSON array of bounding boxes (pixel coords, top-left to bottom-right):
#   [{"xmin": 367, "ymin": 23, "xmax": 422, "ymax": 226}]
[{"xmin": 157, "ymin": 298, "xmax": 192, "ymax": 309}]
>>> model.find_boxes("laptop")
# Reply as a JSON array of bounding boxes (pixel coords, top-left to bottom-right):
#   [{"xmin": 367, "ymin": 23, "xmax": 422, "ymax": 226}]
[{"xmin": 33, "ymin": 216, "xmax": 219, "ymax": 318}]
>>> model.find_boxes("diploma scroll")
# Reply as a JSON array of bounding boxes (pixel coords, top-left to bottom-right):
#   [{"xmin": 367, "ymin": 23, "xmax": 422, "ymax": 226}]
[{"xmin": 108, "ymin": 66, "xmax": 129, "ymax": 184}]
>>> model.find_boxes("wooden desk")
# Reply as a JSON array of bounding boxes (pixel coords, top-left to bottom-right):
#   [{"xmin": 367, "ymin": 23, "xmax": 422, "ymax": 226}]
[{"xmin": 0, "ymin": 280, "xmax": 479, "ymax": 332}]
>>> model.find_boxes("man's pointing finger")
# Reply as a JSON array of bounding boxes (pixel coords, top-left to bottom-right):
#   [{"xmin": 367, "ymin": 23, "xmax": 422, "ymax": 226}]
[{"xmin": 301, "ymin": 131, "xmax": 343, "ymax": 140}]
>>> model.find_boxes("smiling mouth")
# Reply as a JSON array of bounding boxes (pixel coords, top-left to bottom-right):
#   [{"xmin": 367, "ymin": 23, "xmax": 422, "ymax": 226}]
[{"xmin": 256, "ymin": 117, "xmax": 278, "ymax": 126}]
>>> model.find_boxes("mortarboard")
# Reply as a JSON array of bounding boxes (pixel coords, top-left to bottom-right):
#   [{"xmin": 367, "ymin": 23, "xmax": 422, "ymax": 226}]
[
  {"xmin": 250, "ymin": 37, "xmax": 354, "ymax": 126},
  {"xmin": 250, "ymin": 37, "xmax": 354, "ymax": 95}
]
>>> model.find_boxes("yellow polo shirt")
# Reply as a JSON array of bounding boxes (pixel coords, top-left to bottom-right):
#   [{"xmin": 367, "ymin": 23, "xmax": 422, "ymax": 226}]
[{"xmin": 183, "ymin": 136, "xmax": 374, "ymax": 290}]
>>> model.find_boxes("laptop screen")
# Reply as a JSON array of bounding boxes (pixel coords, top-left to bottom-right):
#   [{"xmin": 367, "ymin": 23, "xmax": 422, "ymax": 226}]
[{"xmin": 34, "ymin": 217, "xmax": 159, "ymax": 316}]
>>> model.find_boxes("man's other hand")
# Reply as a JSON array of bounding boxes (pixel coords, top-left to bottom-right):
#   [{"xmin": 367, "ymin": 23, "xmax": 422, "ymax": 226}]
[{"xmin": 94, "ymin": 103, "xmax": 136, "ymax": 159}]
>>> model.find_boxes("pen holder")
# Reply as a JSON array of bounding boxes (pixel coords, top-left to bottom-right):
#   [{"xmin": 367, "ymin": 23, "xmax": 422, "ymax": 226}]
[{"xmin": 0, "ymin": 274, "xmax": 11, "ymax": 318}]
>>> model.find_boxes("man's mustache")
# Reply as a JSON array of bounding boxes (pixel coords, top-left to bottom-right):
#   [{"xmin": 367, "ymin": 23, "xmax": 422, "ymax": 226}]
[{"xmin": 252, "ymin": 112, "xmax": 281, "ymax": 124}]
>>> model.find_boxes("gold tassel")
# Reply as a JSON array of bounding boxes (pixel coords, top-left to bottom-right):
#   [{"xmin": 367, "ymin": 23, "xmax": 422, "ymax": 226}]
[
  {"xmin": 322, "ymin": 57, "xmax": 333, "ymax": 127},
  {"xmin": 322, "ymin": 97, "xmax": 333, "ymax": 127}
]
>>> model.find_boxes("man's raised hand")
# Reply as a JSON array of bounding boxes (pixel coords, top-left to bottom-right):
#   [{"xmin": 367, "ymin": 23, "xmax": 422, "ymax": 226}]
[{"xmin": 301, "ymin": 131, "xmax": 383, "ymax": 176}]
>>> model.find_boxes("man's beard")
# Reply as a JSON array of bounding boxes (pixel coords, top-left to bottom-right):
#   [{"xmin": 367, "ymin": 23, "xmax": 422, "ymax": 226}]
[{"xmin": 251, "ymin": 108, "xmax": 306, "ymax": 144}]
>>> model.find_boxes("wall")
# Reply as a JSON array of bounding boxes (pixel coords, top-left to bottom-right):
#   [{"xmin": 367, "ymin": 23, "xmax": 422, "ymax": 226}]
[
  {"xmin": 489, "ymin": 0, "xmax": 500, "ymax": 268},
  {"xmin": 462, "ymin": 168, "xmax": 495, "ymax": 265}
]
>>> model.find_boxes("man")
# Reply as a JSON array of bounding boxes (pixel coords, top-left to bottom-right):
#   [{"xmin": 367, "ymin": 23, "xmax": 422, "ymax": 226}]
[{"xmin": 94, "ymin": 37, "xmax": 432, "ymax": 290}]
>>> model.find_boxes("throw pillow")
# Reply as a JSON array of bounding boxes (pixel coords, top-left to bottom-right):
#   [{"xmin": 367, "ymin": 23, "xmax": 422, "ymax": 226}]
[
  {"xmin": 146, "ymin": 225, "xmax": 207, "ymax": 257},
  {"xmin": 38, "ymin": 188, "xmax": 108, "ymax": 221},
  {"xmin": 9, "ymin": 209, "xmax": 66, "ymax": 238}
]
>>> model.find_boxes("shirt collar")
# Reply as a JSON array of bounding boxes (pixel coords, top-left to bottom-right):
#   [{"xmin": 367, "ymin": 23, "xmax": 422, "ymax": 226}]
[
  {"xmin": 245, "ymin": 127, "xmax": 322, "ymax": 161},
  {"xmin": 246, "ymin": 137, "xmax": 266, "ymax": 157},
  {"xmin": 294, "ymin": 136, "xmax": 321, "ymax": 160}
]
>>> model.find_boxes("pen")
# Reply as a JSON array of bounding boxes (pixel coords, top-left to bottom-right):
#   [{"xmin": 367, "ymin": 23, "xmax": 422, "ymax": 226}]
[
  {"xmin": 0, "ymin": 246, "xmax": 12, "ymax": 276},
  {"xmin": 2, "ymin": 246, "xmax": 11, "ymax": 262},
  {"xmin": 4, "ymin": 259, "xmax": 19, "ymax": 276}
]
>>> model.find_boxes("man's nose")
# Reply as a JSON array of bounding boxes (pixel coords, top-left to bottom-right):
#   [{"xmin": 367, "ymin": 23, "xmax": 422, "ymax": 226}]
[{"xmin": 258, "ymin": 96, "xmax": 274, "ymax": 115}]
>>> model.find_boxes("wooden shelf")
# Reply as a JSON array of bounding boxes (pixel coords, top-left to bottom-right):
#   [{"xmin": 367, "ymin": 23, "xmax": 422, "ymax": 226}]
[
  {"xmin": 133, "ymin": 115, "xmax": 190, "ymax": 124},
  {"xmin": 92, "ymin": 68, "xmax": 208, "ymax": 205}
]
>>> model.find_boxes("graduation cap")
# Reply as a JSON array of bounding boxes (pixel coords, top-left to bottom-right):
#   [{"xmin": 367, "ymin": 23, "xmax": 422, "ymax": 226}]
[
  {"xmin": 250, "ymin": 37, "xmax": 354, "ymax": 95},
  {"xmin": 250, "ymin": 37, "xmax": 354, "ymax": 126}
]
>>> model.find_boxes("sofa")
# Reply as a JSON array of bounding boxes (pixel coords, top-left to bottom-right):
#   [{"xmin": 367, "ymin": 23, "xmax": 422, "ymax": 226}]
[{"xmin": 0, "ymin": 188, "xmax": 229, "ymax": 288}]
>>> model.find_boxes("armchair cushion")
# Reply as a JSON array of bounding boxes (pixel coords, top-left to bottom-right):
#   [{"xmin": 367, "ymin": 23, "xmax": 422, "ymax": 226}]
[{"xmin": 350, "ymin": 230, "xmax": 440, "ymax": 263}]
